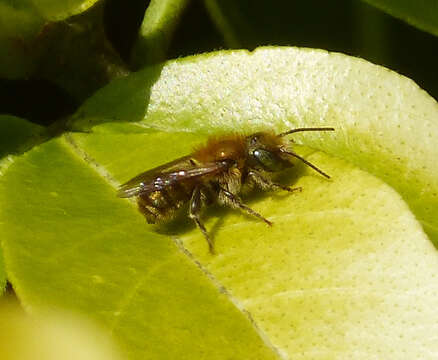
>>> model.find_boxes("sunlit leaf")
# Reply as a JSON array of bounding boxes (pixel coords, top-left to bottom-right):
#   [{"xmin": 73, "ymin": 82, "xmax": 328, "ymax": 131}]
[
  {"xmin": 0, "ymin": 133, "xmax": 279, "ymax": 359},
  {"xmin": 3, "ymin": 47, "xmax": 438, "ymax": 358},
  {"xmin": 72, "ymin": 47, "xmax": 438, "ymax": 246},
  {"xmin": 1, "ymin": 124, "xmax": 437, "ymax": 358},
  {"xmin": 0, "ymin": 253, "xmax": 5, "ymax": 295},
  {"xmin": 0, "ymin": 115, "xmax": 46, "ymax": 296}
]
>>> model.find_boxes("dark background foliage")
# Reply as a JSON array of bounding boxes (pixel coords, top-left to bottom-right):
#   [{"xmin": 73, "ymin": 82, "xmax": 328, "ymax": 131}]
[{"xmin": 1, "ymin": 0, "xmax": 437, "ymax": 126}]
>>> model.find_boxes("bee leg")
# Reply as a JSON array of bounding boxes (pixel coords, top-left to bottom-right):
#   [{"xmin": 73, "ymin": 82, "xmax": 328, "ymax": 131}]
[
  {"xmin": 248, "ymin": 170, "xmax": 302, "ymax": 193},
  {"xmin": 189, "ymin": 186, "xmax": 215, "ymax": 254},
  {"xmin": 219, "ymin": 187, "xmax": 272, "ymax": 226}
]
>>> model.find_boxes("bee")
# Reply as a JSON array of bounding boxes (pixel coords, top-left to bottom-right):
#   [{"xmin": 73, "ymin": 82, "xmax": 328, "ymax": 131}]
[{"xmin": 118, "ymin": 127, "xmax": 334, "ymax": 253}]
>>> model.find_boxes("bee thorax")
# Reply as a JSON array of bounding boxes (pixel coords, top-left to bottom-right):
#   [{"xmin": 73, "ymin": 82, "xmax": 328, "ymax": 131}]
[{"xmin": 220, "ymin": 168, "xmax": 242, "ymax": 194}]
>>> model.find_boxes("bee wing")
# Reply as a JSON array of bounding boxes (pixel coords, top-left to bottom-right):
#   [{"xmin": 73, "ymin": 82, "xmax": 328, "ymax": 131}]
[
  {"xmin": 117, "ymin": 156, "xmax": 226, "ymax": 198},
  {"xmin": 117, "ymin": 155, "xmax": 193, "ymax": 198}
]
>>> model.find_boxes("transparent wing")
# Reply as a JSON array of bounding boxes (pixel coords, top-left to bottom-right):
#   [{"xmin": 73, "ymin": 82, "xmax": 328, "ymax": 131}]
[{"xmin": 117, "ymin": 156, "xmax": 226, "ymax": 198}]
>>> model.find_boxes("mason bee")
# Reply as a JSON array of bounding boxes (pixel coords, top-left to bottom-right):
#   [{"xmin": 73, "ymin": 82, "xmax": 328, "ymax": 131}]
[{"xmin": 118, "ymin": 127, "xmax": 334, "ymax": 253}]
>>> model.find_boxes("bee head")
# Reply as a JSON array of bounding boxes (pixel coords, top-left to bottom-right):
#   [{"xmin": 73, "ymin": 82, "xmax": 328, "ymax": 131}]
[{"xmin": 246, "ymin": 132, "xmax": 291, "ymax": 172}]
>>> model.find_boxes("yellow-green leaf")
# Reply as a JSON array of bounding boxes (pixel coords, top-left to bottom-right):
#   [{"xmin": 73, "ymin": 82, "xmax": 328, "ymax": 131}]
[
  {"xmin": 72, "ymin": 47, "xmax": 438, "ymax": 246},
  {"xmin": 0, "ymin": 134, "xmax": 278, "ymax": 359},
  {"xmin": 3, "ymin": 47, "xmax": 438, "ymax": 358},
  {"xmin": 1, "ymin": 125, "xmax": 438, "ymax": 358},
  {"xmin": 0, "ymin": 115, "xmax": 46, "ymax": 296},
  {"xmin": 0, "ymin": 252, "xmax": 5, "ymax": 295}
]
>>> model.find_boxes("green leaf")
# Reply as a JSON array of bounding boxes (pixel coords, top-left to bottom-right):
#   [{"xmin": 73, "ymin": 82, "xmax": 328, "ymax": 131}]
[
  {"xmin": 0, "ymin": 115, "xmax": 46, "ymax": 296},
  {"xmin": 0, "ymin": 115, "xmax": 46, "ymax": 159},
  {"xmin": 0, "ymin": 251, "xmax": 5, "ymax": 295},
  {"xmin": 0, "ymin": 0, "xmax": 127, "ymax": 101},
  {"xmin": 0, "ymin": 1, "xmax": 44, "ymax": 78},
  {"xmin": 0, "ymin": 133, "xmax": 278, "ymax": 359},
  {"xmin": 1, "ymin": 125, "xmax": 437, "ymax": 358},
  {"xmin": 30, "ymin": 0, "xmax": 100, "ymax": 21},
  {"xmin": 361, "ymin": 0, "xmax": 438, "ymax": 37},
  {"xmin": 131, "ymin": 0, "xmax": 191, "ymax": 68},
  {"xmin": 202, "ymin": 0, "xmax": 242, "ymax": 48},
  {"xmin": 0, "ymin": 0, "xmax": 100, "ymax": 79},
  {"xmin": 72, "ymin": 47, "xmax": 438, "ymax": 246},
  {"xmin": 31, "ymin": 4, "xmax": 129, "ymax": 101}
]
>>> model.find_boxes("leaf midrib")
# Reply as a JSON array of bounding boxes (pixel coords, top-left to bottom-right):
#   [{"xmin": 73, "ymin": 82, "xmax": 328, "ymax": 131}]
[{"xmin": 63, "ymin": 132, "xmax": 286, "ymax": 359}]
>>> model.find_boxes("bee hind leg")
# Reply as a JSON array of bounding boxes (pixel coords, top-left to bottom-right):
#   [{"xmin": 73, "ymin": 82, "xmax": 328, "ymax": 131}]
[
  {"xmin": 189, "ymin": 186, "xmax": 215, "ymax": 254},
  {"xmin": 219, "ymin": 187, "xmax": 272, "ymax": 226},
  {"xmin": 248, "ymin": 170, "xmax": 302, "ymax": 193}
]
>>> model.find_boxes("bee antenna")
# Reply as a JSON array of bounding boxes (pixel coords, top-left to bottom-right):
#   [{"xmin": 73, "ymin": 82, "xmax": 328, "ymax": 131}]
[
  {"xmin": 278, "ymin": 127, "xmax": 335, "ymax": 137},
  {"xmin": 280, "ymin": 149, "xmax": 331, "ymax": 179}
]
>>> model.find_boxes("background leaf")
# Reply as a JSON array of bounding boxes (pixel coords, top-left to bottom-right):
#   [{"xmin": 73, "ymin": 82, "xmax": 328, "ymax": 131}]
[
  {"xmin": 361, "ymin": 0, "xmax": 438, "ymax": 37},
  {"xmin": 30, "ymin": 0, "xmax": 100, "ymax": 21},
  {"xmin": 187, "ymin": 1, "xmax": 438, "ymax": 110},
  {"xmin": 0, "ymin": 302, "xmax": 122, "ymax": 360},
  {"xmin": 0, "ymin": 0, "xmax": 100, "ymax": 79},
  {"xmin": 1, "ymin": 124, "xmax": 437, "ymax": 358},
  {"xmin": 131, "ymin": 0, "xmax": 191, "ymax": 68},
  {"xmin": 0, "ymin": 0, "xmax": 128, "ymax": 103},
  {"xmin": 202, "ymin": 0, "xmax": 242, "ymax": 48},
  {"xmin": 0, "ymin": 115, "xmax": 46, "ymax": 159},
  {"xmin": 3, "ymin": 1, "xmax": 438, "ymax": 126},
  {"xmin": 0, "ymin": 0, "xmax": 43, "ymax": 78},
  {"xmin": 72, "ymin": 47, "xmax": 438, "ymax": 246}
]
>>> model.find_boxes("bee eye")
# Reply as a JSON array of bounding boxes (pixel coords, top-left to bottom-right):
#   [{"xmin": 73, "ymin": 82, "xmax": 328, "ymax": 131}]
[{"xmin": 252, "ymin": 149, "xmax": 285, "ymax": 172}]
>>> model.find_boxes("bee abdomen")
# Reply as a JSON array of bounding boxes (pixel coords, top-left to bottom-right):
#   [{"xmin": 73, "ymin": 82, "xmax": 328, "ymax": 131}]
[{"xmin": 137, "ymin": 184, "xmax": 192, "ymax": 223}]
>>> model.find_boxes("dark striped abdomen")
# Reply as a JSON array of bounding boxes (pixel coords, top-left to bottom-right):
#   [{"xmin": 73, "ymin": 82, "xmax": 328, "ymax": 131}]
[{"xmin": 137, "ymin": 182, "xmax": 194, "ymax": 223}]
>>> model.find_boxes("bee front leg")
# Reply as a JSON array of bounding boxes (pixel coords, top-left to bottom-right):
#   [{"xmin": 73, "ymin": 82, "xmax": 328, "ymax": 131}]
[
  {"xmin": 248, "ymin": 170, "xmax": 302, "ymax": 193},
  {"xmin": 189, "ymin": 186, "xmax": 215, "ymax": 254},
  {"xmin": 219, "ymin": 187, "xmax": 272, "ymax": 226}
]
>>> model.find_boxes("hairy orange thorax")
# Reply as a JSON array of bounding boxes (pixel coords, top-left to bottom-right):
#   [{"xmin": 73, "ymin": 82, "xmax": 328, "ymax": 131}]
[{"xmin": 193, "ymin": 134, "xmax": 247, "ymax": 165}]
